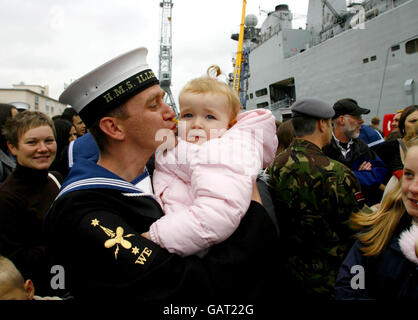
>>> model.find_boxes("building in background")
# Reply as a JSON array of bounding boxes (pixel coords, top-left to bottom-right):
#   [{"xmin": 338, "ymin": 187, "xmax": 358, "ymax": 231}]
[{"xmin": 0, "ymin": 83, "xmax": 66, "ymax": 117}]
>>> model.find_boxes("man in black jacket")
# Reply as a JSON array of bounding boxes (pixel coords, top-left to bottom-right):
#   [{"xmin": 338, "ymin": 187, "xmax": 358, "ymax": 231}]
[
  {"xmin": 323, "ymin": 98, "xmax": 387, "ymax": 206},
  {"xmin": 44, "ymin": 47, "xmax": 279, "ymax": 302}
]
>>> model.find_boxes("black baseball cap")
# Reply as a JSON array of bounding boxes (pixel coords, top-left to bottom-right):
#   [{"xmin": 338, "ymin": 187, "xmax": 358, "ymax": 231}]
[{"xmin": 332, "ymin": 98, "xmax": 370, "ymax": 119}]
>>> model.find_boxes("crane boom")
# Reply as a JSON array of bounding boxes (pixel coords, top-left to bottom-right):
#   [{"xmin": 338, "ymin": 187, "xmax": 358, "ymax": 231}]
[
  {"xmin": 322, "ymin": 0, "xmax": 343, "ymax": 23},
  {"xmin": 232, "ymin": 0, "xmax": 247, "ymax": 98},
  {"xmin": 159, "ymin": 0, "xmax": 178, "ymax": 115}
]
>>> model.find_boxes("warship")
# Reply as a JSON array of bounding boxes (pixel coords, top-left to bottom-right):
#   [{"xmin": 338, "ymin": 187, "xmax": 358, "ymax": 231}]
[{"xmin": 233, "ymin": 0, "xmax": 418, "ymax": 123}]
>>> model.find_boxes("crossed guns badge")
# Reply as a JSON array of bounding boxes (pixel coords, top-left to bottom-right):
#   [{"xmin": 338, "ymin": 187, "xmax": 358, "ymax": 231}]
[{"xmin": 91, "ymin": 219, "xmax": 152, "ymax": 264}]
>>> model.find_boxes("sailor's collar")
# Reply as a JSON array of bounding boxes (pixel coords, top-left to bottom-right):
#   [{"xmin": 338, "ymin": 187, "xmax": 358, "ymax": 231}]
[{"xmin": 56, "ymin": 158, "xmax": 153, "ymax": 199}]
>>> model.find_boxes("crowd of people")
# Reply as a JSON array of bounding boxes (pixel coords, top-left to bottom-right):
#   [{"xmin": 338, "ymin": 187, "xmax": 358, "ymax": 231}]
[{"xmin": 0, "ymin": 47, "xmax": 417, "ymax": 302}]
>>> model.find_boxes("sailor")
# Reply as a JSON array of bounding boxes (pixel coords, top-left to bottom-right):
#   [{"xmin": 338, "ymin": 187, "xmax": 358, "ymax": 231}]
[
  {"xmin": 44, "ymin": 47, "xmax": 279, "ymax": 301},
  {"xmin": 8, "ymin": 102, "xmax": 30, "ymax": 113},
  {"xmin": 267, "ymin": 98, "xmax": 365, "ymax": 299}
]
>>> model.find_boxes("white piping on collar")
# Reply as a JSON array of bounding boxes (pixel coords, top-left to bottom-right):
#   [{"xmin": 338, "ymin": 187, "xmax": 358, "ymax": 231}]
[
  {"xmin": 122, "ymin": 192, "xmax": 154, "ymax": 197},
  {"xmin": 57, "ymin": 177, "xmax": 143, "ymax": 199},
  {"xmin": 68, "ymin": 140, "xmax": 75, "ymax": 168}
]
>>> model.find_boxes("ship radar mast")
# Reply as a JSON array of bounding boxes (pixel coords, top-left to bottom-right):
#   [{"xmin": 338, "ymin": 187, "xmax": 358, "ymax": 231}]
[{"xmin": 158, "ymin": 0, "xmax": 178, "ymax": 115}]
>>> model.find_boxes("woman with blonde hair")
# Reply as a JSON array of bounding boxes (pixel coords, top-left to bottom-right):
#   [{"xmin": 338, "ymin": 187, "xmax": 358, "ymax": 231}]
[
  {"xmin": 335, "ymin": 137, "xmax": 418, "ymax": 299},
  {"xmin": 380, "ymin": 118, "xmax": 418, "ymax": 199},
  {"xmin": 373, "ymin": 105, "xmax": 418, "ymax": 198}
]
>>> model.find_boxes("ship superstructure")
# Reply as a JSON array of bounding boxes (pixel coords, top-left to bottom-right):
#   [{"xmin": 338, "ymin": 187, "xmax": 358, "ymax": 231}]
[{"xmin": 234, "ymin": 0, "xmax": 418, "ymax": 121}]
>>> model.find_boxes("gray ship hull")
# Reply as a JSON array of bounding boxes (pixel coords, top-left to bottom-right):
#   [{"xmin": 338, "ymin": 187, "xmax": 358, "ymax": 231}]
[{"xmin": 246, "ymin": 0, "xmax": 418, "ymax": 122}]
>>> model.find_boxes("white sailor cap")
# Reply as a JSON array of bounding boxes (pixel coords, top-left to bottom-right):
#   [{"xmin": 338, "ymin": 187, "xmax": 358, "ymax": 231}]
[
  {"xmin": 9, "ymin": 101, "xmax": 30, "ymax": 111},
  {"xmin": 59, "ymin": 47, "xmax": 159, "ymax": 127}
]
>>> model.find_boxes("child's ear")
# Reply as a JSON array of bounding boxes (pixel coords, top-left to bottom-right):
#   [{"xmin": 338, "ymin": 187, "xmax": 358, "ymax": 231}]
[
  {"xmin": 23, "ymin": 279, "xmax": 35, "ymax": 300},
  {"xmin": 228, "ymin": 119, "xmax": 237, "ymax": 129}
]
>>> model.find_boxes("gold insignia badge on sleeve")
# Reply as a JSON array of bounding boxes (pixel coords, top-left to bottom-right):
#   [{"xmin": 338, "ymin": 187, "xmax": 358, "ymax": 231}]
[{"xmin": 91, "ymin": 219, "xmax": 153, "ymax": 265}]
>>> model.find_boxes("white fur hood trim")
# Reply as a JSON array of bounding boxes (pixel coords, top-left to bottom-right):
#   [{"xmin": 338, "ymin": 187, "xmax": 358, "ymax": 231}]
[{"xmin": 399, "ymin": 223, "xmax": 418, "ymax": 265}]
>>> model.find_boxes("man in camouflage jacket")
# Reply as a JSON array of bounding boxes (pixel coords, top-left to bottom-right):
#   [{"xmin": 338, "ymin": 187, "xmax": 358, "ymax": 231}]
[{"xmin": 267, "ymin": 99, "xmax": 365, "ymax": 300}]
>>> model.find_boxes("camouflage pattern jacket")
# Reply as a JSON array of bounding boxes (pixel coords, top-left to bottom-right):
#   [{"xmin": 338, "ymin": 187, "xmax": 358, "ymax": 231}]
[{"xmin": 267, "ymin": 139, "xmax": 364, "ymax": 299}]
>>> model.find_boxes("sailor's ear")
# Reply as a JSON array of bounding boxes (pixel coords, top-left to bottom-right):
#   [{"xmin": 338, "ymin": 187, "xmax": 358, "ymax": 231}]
[
  {"xmin": 23, "ymin": 279, "xmax": 35, "ymax": 300},
  {"xmin": 99, "ymin": 116, "xmax": 125, "ymax": 141}
]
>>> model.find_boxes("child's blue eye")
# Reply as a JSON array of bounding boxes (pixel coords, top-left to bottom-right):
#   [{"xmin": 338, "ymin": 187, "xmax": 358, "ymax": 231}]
[
  {"xmin": 403, "ymin": 171, "xmax": 414, "ymax": 179},
  {"xmin": 182, "ymin": 113, "xmax": 193, "ymax": 118},
  {"xmin": 206, "ymin": 115, "xmax": 216, "ymax": 120}
]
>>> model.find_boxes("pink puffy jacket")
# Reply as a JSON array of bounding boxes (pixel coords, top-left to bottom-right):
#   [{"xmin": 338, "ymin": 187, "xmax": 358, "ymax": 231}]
[{"xmin": 149, "ymin": 109, "xmax": 278, "ymax": 256}]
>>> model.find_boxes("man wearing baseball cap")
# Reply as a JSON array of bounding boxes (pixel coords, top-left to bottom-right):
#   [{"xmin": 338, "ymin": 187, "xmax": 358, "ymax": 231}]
[
  {"xmin": 44, "ymin": 47, "xmax": 279, "ymax": 302},
  {"xmin": 323, "ymin": 98, "xmax": 388, "ymax": 206}
]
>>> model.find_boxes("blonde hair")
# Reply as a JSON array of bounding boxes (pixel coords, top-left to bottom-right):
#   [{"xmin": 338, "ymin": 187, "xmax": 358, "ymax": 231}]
[
  {"xmin": 179, "ymin": 65, "xmax": 241, "ymax": 121},
  {"xmin": 350, "ymin": 137, "xmax": 418, "ymax": 256},
  {"xmin": 207, "ymin": 65, "xmax": 222, "ymax": 78}
]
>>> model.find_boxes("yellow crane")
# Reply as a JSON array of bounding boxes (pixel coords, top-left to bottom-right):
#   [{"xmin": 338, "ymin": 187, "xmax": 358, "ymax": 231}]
[{"xmin": 232, "ymin": 0, "xmax": 247, "ymax": 97}]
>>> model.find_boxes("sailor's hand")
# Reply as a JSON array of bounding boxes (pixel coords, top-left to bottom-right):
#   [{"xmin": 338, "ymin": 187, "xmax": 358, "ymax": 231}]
[{"xmin": 251, "ymin": 182, "xmax": 263, "ymax": 205}]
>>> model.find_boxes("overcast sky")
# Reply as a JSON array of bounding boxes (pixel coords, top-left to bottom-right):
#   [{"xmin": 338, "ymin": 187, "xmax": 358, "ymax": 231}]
[{"xmin": 0, "ymin": 0, "xmax": 309, "ymax": 107}]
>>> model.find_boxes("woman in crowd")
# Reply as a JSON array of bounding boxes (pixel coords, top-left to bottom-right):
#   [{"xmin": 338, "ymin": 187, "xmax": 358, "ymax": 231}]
[
  {"xmin": 335, "ymin": 137, "xmax": 418, "ymax": 299},
  {"xmin": 50, "ymin": 118, "xmax": 77, "ymax": 178},
  {"xmin": 372, "ymin": 105, "xmax": 418, "ymax": 194},
  {"xmin": 0, "ymin": 103, "xmax": 18, "ymax": 182},
  {"xmin": 0, "ymin": 111, "xmax": 62, "ymax": 295}
]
